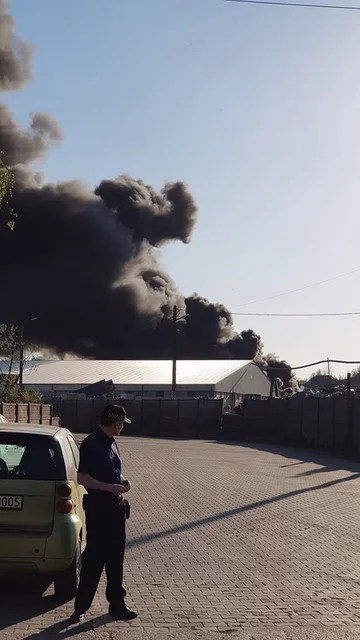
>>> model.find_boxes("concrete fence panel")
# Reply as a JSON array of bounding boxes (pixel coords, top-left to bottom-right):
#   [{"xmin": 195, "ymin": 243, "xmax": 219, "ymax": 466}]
[
  {"xmin": 29, "ymin": 404, "xmax": 41, "ymax": 424},
  {"xmin": 318, "ymin": 398, "xmax": 334, "ymax": 447},
  {"xmin": 286, "ymin": 397, "xmax": 303, "ymax": 444},
  {"xmin": 334, "ymin": 397, "xmax": 348, "ymax": 448},
  {"xmin": 301, "ymin": 398, "xmax": 319, "ymax": 446},
  {"xmin": 198, "ymin": 399, "xmax": 223, "ymax": 438},
  {"xmin": 0, "ymin": 403, "xmax": 57, "ymax": 426},
  {"xmin": 353, "ymin": 398, "xmax": 360, "ymax": 449},
  {"xmin": 267, "ymin": 399, "xmax": 287, "ymax": 442}
]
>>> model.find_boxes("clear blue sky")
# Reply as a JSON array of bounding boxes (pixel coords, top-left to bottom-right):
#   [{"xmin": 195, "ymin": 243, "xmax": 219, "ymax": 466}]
[{"xmin": 6, "ymin": 0, "xmax": 360, "ymax": 374}]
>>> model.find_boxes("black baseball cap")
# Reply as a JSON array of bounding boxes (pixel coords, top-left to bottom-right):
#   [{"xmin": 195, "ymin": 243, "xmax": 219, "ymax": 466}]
[{"xmin": 101, "ymin": 404, "xmax": 131, "ymax": 426}]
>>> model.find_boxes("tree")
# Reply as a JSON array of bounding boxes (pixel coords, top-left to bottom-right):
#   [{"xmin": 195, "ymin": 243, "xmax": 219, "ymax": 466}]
[
  {"xmin": 0, "ymin": 324, "xmax": 22, "ymax": 401},
  {"xmin": 22, "ymin": 389, "xmax": 42, "ymax": 403},
  {"xmin": 0, "ymin": 155, "xmax": 21, "ymax": 400},
  {"xmin": 350, "ymin": 365, "xmax": 360, "ymax": 377},
  {"xmin": 310, "ymin": 367, "xmax": 338, "ymax": 379},
  {"xmin": 0, "ymin": 154, "xmax": 17, "ymax": 230}
]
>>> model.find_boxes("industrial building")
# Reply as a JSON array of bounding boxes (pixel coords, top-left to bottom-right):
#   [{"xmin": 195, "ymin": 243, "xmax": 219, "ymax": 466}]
[{"xmin": 21, "ymin": 359, "xmax": 270, "ymax": 400}]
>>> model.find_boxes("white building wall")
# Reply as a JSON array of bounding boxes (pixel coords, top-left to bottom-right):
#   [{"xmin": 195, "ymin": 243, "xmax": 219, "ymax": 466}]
[
  {"xmin": 23, "ymin": 362, "xmax": 269, "ymax": 398},
  {"xmin": 215, "ymin": 362, "xmax": 270, "ymax": 397},
  {"xmin": 24, "ymin": 383, "xmax": 214, "ymax": 398}
]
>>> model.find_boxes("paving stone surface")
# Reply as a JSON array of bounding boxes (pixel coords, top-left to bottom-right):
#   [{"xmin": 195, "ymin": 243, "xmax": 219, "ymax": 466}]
[{"xmin": 1, "ymin": 436, "xmax": 360, "ymax": 637}]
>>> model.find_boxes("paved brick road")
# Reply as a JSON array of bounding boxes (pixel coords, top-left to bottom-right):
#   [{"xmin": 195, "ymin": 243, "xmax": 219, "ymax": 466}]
[{"xmin": 2, "ymin": 437, "xmax": 360, "ymax": 637}]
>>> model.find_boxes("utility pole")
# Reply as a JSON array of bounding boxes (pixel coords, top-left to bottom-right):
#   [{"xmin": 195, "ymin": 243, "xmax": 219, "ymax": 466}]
[
  {"xmin": 347, "ymin": 371, "xmax": 353, "ymax": 447},
  {"xmin": 327, "ymin": 357, "xmax": 330, "ymax": 376},
  {"xmin": 18, "ymin": 324, "xmax": 24, "ymax": 399},
  {"xmin": 18, "ymin": 318, "xmax": 37, "ymax": 399},
  {"xmin": 172, "ymin": 305, "xmax": 177, "ymax": 398}
]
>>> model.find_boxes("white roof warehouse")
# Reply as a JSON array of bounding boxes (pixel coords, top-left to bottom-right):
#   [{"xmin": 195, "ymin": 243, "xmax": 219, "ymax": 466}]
[{"xmin": 21, "ymin": 360, "xmax": 270, "ymax": 399}]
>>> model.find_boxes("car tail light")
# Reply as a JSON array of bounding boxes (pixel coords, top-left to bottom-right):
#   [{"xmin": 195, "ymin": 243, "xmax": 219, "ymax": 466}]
[
  {"xmin": 57, "ymin": 484, "xmax": 73, "ymax": 513},
  {"xmin": 57, "ymin": 498, "xmax": 73, "ymax": 514},
  {"xmin": 57, "ymin": 483, "xmax": 72, "ymax": 498}
]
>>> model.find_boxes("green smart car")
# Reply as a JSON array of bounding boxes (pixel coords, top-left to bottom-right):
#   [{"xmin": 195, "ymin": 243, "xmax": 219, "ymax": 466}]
[{"xmin": 0, "ymin": 423, "xmax": 86, "ymax": 600}]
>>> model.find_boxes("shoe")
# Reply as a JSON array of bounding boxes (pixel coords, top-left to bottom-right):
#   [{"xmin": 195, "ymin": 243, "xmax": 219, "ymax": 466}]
[
  {"xmin": 108, "ymin": 605, "xmax": 138, "ymax": 621},
  {"xmin": 70, "ymin": 611, "xmax": 86, "ymax": 624}
]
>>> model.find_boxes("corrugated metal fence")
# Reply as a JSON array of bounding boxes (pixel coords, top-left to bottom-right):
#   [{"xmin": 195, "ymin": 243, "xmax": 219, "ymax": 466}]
[
  {"xmin": 54, "ymin": 398, "xmax": 223, "ymax": 438},
  {"xmin": 221, "ymin": 396, "xmax": 360, "ymax": 451},
  {"xmin": 2, "ymin": 397, "xmax": 358, "ymax": 453}
]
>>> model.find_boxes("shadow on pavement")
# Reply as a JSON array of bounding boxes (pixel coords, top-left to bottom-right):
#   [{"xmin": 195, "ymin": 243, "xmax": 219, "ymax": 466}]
[
  {"xmin": 213, "ymin": 439, "xmax": 360, "ymax": 474},
  {"xmin": 0, "ymin": 577, "xmax": 57, "ymax": 631},
  {"xmin": 127, "ymin": 470, "xmax": 360, "ymax": 550},
  {"xmin": 280, "ymin": 461, "xmax": 306, "ymax": 468},
  {"xmin": 25, "ymin": 615, "xmax": 108, "ymax": 639},
  {"xmin": 0, "ymin": 577, "xmax": 110, "ymax": 636}
]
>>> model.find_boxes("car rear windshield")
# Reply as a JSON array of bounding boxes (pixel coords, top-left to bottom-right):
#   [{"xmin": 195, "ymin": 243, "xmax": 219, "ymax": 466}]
[{"xmin": 0, "ymin": 433, "xmax": 66, "ymax": 481}]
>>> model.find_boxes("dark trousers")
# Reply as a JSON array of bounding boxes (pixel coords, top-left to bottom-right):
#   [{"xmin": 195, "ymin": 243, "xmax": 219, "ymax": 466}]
[{"xmin": 74, "ymin": 499, "xmax": 126, "ymax": 613}]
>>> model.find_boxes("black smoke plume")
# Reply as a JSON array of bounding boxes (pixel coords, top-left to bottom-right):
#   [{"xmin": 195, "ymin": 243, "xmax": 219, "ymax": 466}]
[
  {"xmin": 0, "ymin": 0, "xmax": 261, "ymax": 361},
  {"xmin": 264, "ymin": 355, "xmax": 296, "ymax": 389},
  {"xmin": 0, "ymin": 0, "xmax": 32, "ymax": 91}
]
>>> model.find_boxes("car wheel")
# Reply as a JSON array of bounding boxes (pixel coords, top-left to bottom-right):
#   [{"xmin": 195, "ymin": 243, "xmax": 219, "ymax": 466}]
[{"xmin": 54, "ymin": 540, "xmax": 81, "ymax": 602}]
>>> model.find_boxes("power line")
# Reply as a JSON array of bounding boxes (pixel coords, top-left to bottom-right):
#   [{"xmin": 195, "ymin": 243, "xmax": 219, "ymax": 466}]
[
  {"xmin": 261, "ymin": 358, "xmax": 360, "ymax": 370},
  {"xmin": 232, "ymin": 311, "xmax": 360, "ymax": 317},
  {"xmin": 225, "ymin": 0, "xmax": 360, "ymax": 10},
  {"xmin": 234, "ymin": 266, "xmax": 360, "ymax": 308}
]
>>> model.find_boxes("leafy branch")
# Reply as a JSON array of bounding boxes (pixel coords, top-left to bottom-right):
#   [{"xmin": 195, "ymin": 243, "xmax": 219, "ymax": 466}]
[{"xmin": 0, "ymin": 154, "xmax": 17, "ymax": 230}]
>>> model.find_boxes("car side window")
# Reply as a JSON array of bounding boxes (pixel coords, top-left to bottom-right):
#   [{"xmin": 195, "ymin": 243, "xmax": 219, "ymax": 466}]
[{"xmin": 67, "ymin": 435, "xmax": 80, "ymax": 469}]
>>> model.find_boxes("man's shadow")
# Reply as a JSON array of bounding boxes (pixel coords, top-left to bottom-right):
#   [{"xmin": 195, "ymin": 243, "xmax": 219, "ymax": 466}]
[{"xmin": 26, "ymin": 616, "xmax": 109, "ymax": 639}]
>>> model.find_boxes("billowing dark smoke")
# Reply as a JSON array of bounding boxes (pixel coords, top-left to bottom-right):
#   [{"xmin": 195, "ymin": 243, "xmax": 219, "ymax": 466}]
[
  {"xmin": 0, "ymin": 1, "xmax": 261, "ymax": 360},
  {"xmin": 0, "ymin": 105, "xmax": 61, "ymax": 165},
  {"xmin": 264, "ymin": 355, "xmax": 296, "ymax": 389},
  {"xmin": 95, "ymin": 178, "xmax": 197, "ymax": 246},
  {"xmin": 0, "ymin": 0, "xmax": 32, "ymax": 91}
]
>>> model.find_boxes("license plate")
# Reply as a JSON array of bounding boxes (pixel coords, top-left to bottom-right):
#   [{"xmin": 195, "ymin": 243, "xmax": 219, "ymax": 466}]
[{"xmin": 0, "ymin": 495, "xmax": 23, "ymax": 510}]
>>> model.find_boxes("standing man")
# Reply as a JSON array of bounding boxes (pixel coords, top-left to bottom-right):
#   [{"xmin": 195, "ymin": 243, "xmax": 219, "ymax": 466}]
[{"xmin": 70, "ymin": 404, "xmax": 137, "ymax": 623}]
